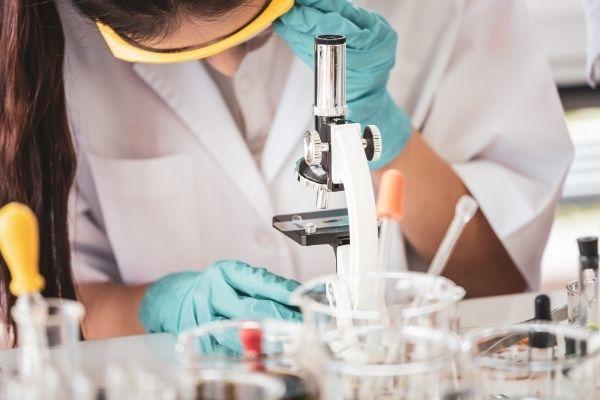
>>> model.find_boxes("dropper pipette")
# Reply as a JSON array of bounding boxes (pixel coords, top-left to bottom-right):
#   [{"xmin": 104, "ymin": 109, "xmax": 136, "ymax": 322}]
[
  {"xmin": 0, "ymin": 203, "xmax": 48, "ymax": 381},
  {"xmin": 427, "ymin": 195, "xmax": 479, "ymax": 277},
  {"xmin": 410, "ymin": 195, "xmax": 478, "ymax": 309},
  {"xmin": 363, "ymin": 196, "xmax": 478, "ymax": 399},
  {"xmin": 376, "ymin": 169, "xmax": 407, "ymax": 272}
]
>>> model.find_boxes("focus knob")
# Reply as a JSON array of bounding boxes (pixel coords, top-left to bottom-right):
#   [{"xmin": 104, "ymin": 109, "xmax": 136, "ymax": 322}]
[
  {"xmin": 303, "ymin": 130, "xmax": 329, "ymax": 166},
  {"xmin": 363, "ymin": 125, "xmax": 382, "ymax": 162}
]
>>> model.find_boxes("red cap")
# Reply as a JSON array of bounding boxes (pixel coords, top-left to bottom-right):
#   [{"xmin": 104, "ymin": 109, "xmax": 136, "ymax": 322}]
[{"xmin": 240, "ymin": 324, "xmax": 263, "ymax": 359}]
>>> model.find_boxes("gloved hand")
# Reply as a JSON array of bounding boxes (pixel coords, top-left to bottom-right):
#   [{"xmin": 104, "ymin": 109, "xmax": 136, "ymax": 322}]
[
  {"xmin": 274, "ymin": 0, "xmax": 413, "ymax": 170},
  {"xmin": 139, "ymin": 260, "xmax": 302, "ymax": 334}
]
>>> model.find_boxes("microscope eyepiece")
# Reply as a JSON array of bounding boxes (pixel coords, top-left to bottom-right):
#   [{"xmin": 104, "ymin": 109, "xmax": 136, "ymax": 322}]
[
  {"xmin": 315, "ymin": 34, "xmax": 346, "ymax": 45},
  {"xmin": 314, "ymin": 35, "xmax": 347, "ymax": 118}
]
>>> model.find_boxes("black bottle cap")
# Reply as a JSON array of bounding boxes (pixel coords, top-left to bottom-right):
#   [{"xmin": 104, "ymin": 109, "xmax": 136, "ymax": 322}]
[
  {"xmin": 566, "ymin": 337, "xmax": 587, "ymax": 357},
  {"xmin": 315, "ymin": 34, "xmax": 346, "ymax": 45},
  {"xmin": 534, "ymin": 294, "xmax": 552, "ymax": 321},
  {"xmin": 577, "ymin": 236, "xmax": 598, "ymax": 257},
  {"xmin": 530, "ymin": 294, "xmax": 556, "ymax": 349}
]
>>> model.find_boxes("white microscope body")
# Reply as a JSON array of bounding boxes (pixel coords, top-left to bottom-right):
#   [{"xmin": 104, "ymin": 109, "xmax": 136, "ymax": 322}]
[{"xmin": 274, "ymin": 35, "xmax": 382, "ymax": 310}]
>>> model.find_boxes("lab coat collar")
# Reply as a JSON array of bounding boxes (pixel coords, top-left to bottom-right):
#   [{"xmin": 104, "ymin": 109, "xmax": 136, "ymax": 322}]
[
  {"xmin": 132, "ymin": 61, "xmax": 275, "ymax": 221},
  {"xmin": 261, "ymin": 59, "xmax": 313, "ymax": 183}
]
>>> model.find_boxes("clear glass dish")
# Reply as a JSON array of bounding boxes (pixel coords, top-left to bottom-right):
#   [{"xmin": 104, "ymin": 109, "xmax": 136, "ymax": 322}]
[
  {"xmin": 314, "ymin": 325, "xmax": 467, "ymax": 399},
  {"xmin": 462, "ymin": 322, "xmax": 600, "ymax": 399},
  {"xmin": 176, "ymin": 319, "xmax": 320, "ymax": 400}
]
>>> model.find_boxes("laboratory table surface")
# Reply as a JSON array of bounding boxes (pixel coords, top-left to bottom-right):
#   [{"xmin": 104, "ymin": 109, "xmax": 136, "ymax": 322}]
[{"xmin": 0, "ymin": 289, "xmax": 567, "ymax": 382}]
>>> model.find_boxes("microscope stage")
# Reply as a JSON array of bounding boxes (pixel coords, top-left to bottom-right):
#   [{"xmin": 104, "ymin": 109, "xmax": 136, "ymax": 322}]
[{"xmin": 272, "ymin": 209, "xmax": 350, "ymax": 247}]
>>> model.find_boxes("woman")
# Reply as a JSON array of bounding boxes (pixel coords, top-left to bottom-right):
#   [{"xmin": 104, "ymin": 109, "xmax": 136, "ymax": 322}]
[{"xmin": 0, "ymin": 0, "xmax": 572, "ymax": 339}]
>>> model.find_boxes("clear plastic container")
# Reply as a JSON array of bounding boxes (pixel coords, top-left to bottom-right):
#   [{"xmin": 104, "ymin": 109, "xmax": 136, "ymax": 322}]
[
  {"xmin": 314, "ymin": 325, "xmax": 467, "ymax": 400},
  {"xmin": 293, "ymin": 272, "xmax": 465, "ymax": 336},
  {"xmin": 176, "ymin": 319, "xmax": 320, "ymax": 400},
  {"xmin": 462, "ymin": 322, "xmax": 600, "ymax": 399}
]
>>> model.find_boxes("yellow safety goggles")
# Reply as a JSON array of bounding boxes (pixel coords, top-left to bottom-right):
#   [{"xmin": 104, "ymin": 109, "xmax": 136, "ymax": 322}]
[{"xmin": 96, "ymin": 0, "xmax": 293, "ymax": 64}]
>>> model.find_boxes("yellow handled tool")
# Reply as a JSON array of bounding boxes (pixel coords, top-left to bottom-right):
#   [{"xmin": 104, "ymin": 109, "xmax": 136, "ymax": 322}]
[{"xmin": 0, "ymin": 202, "xmax": 45, "ymax": 296}]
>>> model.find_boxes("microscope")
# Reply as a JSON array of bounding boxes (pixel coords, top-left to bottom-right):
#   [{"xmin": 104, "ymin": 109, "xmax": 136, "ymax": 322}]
[{"xmin": 273, "ymin": 35, "xmax": 382, "ymax": 289}]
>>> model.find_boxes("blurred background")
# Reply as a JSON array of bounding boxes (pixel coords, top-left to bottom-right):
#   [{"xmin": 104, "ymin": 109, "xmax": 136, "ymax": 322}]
[{"xmin": 524, "ymin": 0, "xmax": 600, "ymax": 291}]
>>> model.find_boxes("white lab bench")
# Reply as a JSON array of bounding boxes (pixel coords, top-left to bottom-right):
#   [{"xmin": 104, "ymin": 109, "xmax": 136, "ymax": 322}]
[{"xmin": 0, "ymin": 289, "xmax": 568, "ymax": 382}]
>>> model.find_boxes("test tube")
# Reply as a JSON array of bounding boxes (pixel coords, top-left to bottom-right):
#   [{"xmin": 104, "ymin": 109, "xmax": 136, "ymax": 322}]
[
  {"xmin": 577, "ymin": 236, "xmax": 599, "ymax": 329},
  {"xmin": 567, "ymin": 279, "xmax": 597, "ymax": 325}
]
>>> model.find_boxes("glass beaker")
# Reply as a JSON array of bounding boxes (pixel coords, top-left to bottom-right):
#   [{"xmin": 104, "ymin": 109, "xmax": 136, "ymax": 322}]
[
  {"xmin": 313, "ymin": 325, "xmax": 467, "ymax": 400},
  {"xmin": 462, "ymin": 322, "xmax": 600, "ymax": 399},
  {"xmin": 176, "ymin": 319, "xmax": 320, "ymax": 400},
  {"xmin": 567, "ymin": 352, "xmax": 600, "ymax": 399},
  {"xmin": 293, "ymin": 272, "xmax": 465, "ymax": 336},
  {"xmin": 10, "ymin": 297, "xmax": 91, "ymax": 400},
  {"xmin": 45, "ymin": 299, "xmax": 86, "ymax": 374}
]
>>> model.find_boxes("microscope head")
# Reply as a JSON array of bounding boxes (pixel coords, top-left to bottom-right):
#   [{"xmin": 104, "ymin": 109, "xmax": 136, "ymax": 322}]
[{"xmin": 296, "ymin": 35, "xmax": 381, "ymax": 209}]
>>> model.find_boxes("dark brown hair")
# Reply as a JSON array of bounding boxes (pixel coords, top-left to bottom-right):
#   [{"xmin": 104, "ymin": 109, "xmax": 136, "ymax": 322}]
[
  {"xmin": 73, "ymin": 0, "xmax": 250, "ymax": 42},
  {"xmin": 0, "ymin": 0, "xmax": 77, "ymax": 335},
  {"xmin": 0, "ymin": 0, "xmax": 249, "ymax": 338}
]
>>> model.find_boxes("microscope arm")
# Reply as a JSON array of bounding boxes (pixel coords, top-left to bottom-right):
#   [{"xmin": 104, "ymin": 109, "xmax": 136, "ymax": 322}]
[{"xmin": 330, "ymin": 122, "xmax": 380, "ymax": 310}]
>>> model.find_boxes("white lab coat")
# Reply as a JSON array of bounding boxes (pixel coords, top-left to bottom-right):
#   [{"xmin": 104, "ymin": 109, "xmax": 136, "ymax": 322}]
[
  {"xmin": 583, "ymin": 0, "xmax": 600, "ymax": 86},
  {"xmin": 58, "ymin": 0, "xmax": 573, "ymax": 290}
]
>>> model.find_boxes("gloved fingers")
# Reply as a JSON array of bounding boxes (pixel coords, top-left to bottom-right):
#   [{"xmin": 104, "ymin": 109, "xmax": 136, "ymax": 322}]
[
  {"xmin": 276, "ymin": 5, "xmax": 378, "ymax": 50},
  {"xmin": 213, "ymin": 292, "xmax": 302, "ymax": 322},
  {"xmin": 202, "ymin": 316, "xmax": 245, "ymax": 355},
  {"xmin": 194, "ymin": 317, "xmax": 236, "ymax": 356},
  {"xmin": 140, "ymin": 270, "xmax": 201, "ymax": 334},
  {"xmin": 273, "ymin": 22, "xmax": 314, "ymax": 64},
  {"xmin": 217, "ymin": 261, "xmax": 301, "ymax": 306},
  {"xmin": 277, "ymin": 7, "xmax": 360, "ymax": 37},
  {"xmin": 287, "ymin": 0, "xmax": 378, "ymax": 31},
  {"xmin": 275, "ymin": 22, "xmax": 395, "ymax": 75}
]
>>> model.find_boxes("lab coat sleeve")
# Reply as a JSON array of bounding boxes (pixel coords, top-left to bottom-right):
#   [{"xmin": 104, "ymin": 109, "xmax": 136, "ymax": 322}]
[
  {"xmin": 69, "ymin": 149, "xmax": 122, "ymax": 284},
  {"xmin": 420, "ymin": 0, "xmax": 574, "ymax": 289},
  {"xmin": 583, "ymin": 0, "xmax": 600, "ymax": 86}
]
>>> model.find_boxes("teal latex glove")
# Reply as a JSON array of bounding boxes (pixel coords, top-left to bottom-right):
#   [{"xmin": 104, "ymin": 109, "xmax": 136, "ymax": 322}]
[
  {"xmin": 139, "ymin": 260, "xmax": 302, "ymax": 334},
  {"xmin": 274, "ymin": 0, "xmax": 413, "ymax": 170}
]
